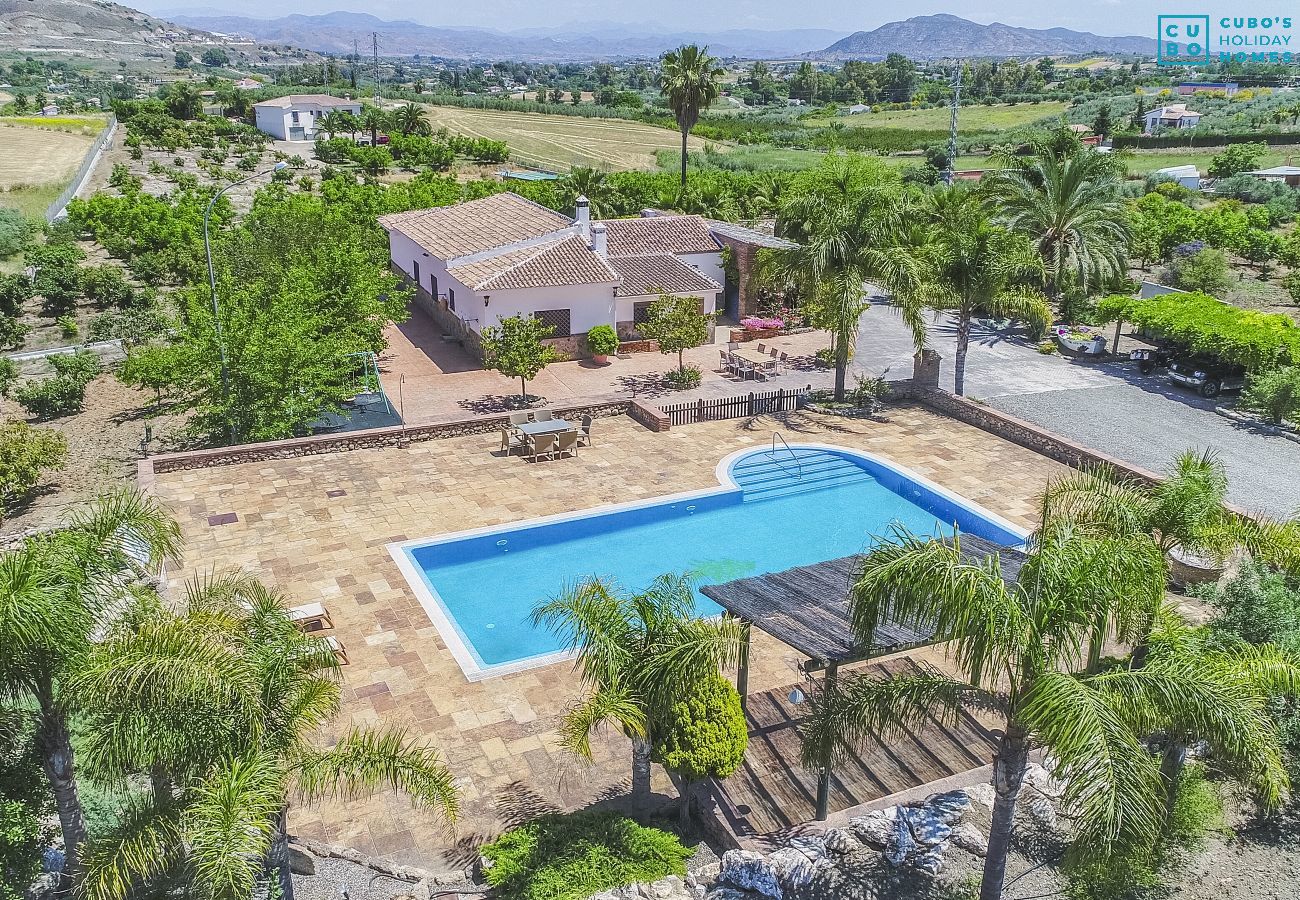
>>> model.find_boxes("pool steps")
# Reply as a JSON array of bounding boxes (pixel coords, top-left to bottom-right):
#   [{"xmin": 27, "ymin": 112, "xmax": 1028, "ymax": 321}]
[{"xmin": 730, "ymin": 449, "xmax": 875, "ymax": 502}]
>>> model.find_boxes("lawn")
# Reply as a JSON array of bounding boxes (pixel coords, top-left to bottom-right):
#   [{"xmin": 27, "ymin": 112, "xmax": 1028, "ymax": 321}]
[
  {"xmin": 0, "ymin": 122, "xmax": 98, "ymax": 218},
  {"xmin": 1120, "ymin": 148, "xmax": 1298, "ymax": 175},
  {"xmin": 419, "ymin": 104, "xmax": 710, "ymax": 171},
  {"xmin": 803, "ymin": 101, "xmax": 1069, "ymax": 131}
]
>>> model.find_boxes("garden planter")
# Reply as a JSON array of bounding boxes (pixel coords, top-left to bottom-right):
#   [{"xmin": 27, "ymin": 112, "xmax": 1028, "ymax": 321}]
[
  {"xmin": 1166, "ymin": 547, "xmax": 1223, "ymax": 588},
  {"xmin": 730, "ymin": 326, "xmax": 783, "ymax": 343},
  {"xmin": 1053, "ymin": 326, "xmax": 1107, "ymax": 355},
  {"xmin": 591, "ymin": 354, "xmax": 610, "ymax": 365}
]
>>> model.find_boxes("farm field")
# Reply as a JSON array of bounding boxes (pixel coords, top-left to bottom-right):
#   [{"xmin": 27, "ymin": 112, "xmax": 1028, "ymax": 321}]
[
  {"xmin": 803, "ymin": 100, "xmax": 1069, "ymax": 130},
  {"xmin": 419, "ymin": 104, "xmax": 709, "ymax": 171},
  {"xmin": 0, "ymin": 121, "xmax": 97, "ymax": 218}
]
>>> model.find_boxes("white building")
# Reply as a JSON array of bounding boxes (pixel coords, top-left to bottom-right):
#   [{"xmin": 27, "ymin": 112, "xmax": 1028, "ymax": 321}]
[
  {"xmin": 1142, "ymin": 104, "xmax": 1203, "ymax": 135},
  {"xmin": 379, "ymin": 192, "xmax": 725, "ymax": 351},
  {"xmin": 1154, "ymin": 164, "xmax": 1201, "ymax": 190},
  {"xmin": 1246, "ymin": 165, "xmax": 1300, "ymax": 186},
  {"xmin": 252, "ymin": 94, "xmax": 362, "ymax": 141}
]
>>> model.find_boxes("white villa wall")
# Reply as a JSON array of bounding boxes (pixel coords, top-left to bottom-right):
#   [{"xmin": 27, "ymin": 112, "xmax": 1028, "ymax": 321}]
[
  {"xmin": 484, "ymin": 283, "xmax": 617, "ymax": 336},
  {"xmin": 677, "ymin": 251, "xmax": 725, "ymax": 287},
  {"xmin": 615, "ymin": 291, "xmax": 719, "ymax": 324},
  {"xmin": 254, "ymin": 107, "xmax": 290, "ymax": 141},
  {"xmin": 254, "ymin": 101, "xmax": 362, "ymax": 142}
]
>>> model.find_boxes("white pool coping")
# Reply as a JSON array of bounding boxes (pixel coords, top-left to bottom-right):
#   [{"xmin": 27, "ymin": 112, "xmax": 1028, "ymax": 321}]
[{"xmin": 387, "ymin": 443, "xmax": 1031, "ymax": 683}]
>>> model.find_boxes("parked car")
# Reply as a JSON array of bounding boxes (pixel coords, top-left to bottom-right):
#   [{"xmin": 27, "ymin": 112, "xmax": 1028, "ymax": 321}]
[
  {"xmin": 1166, "ymin": 355, "xmax": 1246, "ymax": 398},
  {"xmin": 1130, "ymin": 346, "xmax": 1173, "ymax": 375}
]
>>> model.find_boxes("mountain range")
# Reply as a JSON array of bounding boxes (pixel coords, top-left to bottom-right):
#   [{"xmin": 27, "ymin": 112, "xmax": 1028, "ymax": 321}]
[
  {"xmin": 814, "ymin": 14, "xmax": 1155, "ymax": 59},
  {"xmin": 167, "ymin": 11, "xmax": 842, "ymax": 60}
]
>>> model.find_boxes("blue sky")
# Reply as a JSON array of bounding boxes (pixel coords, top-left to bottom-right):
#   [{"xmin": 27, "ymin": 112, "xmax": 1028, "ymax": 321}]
[{"xmin": 138, "ymin": 0, "xmax": 1179, "ymax": 35}]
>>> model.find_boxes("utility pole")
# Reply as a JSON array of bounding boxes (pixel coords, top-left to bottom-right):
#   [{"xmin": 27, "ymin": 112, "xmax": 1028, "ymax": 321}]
[
  {"xmin": 944, "ymin": 63, "xmax": 961, "ymax": 186},
  {"xmin": 372, "ymin": 32, "xmax": 380, "ymax": 101},
  {"xmin": 352, "ymin": 38, "xmax": 360, "ymax": 94}
]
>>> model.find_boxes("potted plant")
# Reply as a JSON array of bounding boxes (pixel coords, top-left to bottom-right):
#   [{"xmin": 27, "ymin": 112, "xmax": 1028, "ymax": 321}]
[{"xmin": 586, "ymin": 324, "xmax": 619, "ymax": 365}]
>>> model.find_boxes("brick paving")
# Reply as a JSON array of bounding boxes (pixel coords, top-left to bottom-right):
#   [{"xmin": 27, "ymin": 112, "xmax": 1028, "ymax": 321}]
[{"xmin": 149, "ymin": 407, "xmax": 1068, "ymax": 868}]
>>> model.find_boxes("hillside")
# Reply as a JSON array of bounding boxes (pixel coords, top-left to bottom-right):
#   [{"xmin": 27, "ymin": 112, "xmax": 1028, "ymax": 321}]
[
  {"xmin": 816, "ymin": 14, "xmax": 1155, "ymax": 59},
  {"xmin": 169, "ymin": 11, "xmax": 842, "ymax": 60}
]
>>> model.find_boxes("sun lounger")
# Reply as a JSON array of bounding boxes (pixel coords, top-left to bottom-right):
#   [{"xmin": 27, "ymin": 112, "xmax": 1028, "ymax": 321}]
[
  {"xmin": 325, "ymin": 635, "xmax": 349, "ymax": 665},
  {"xmin": 288, "ymin": 601, "xmax": 333, "ymax": 632}
]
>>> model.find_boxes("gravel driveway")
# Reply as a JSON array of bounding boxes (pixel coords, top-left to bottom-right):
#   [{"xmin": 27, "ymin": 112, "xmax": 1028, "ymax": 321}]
[{"xmin": 852, "ymin": 304, "xmax": 1300, "ymax": 518}]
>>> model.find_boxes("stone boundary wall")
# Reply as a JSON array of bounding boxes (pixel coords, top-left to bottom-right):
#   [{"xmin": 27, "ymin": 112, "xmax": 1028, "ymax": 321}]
[
  {"xmin": 628, "ymin": 398, "xmax": 670, "ymax": 432},
  {"xmin": 140, "ymin": 397, "xmax": 634, "ymax": 476}
]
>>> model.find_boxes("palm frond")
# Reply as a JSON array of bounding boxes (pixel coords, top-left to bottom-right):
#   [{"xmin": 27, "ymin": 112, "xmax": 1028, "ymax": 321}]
[
  {"xmin": 184, "ymin": 754, "xmax": 284, "ymax": 900},
  {"xmin": 557, "ymin": 685, "xmax": 647, "ymax": 760},
  {"xmin": 78, "ymin": 801, "xmax": 186, "ymax": 900}
]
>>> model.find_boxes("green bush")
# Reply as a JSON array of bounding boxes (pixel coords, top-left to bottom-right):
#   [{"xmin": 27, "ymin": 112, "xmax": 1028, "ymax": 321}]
[
  {"xmin": 57, "ymin": 315, "xmax": 78, "ymax": 339},
  {"xmin": 0, "ymin": 209, "xmax": 33, "ymax": 259},
  {"xmin": 0, "ymin": 420, "xmax": 67, "ymax": 509},
  {"xmin": 49, "ymin": 350, "xmax": 102, "ymax": 383},
  {"xmin": 1167, "ymin": 248, "xmax": 1230, "ymax": 296},
  {"xmin": 1241, "ymin": 367, "xmax": 1300, "ymax": 424},
  {"xmin": 79, "ymin": 265, "xmax": 137, "ymax": 309},
  {"xmin": 1112, "ymin": 291, "xmax": 1300, "ymax": 371},
  {"xmin": 15, "ymin": 376, "xmax": 88, "ymax": 419},
  {"xmin": 653, "ymin": 673, "xmax": 747, "ymax": 782},
  {"xmin": 479, "ymin": 811, "xmax": 692, "ymax": 900},
  {"xmin": 0, "ymin": 360, "xmax": 16, "ymax": 399},
  {"xmin": 585, "ymin": 324, "xmax": 619, "ymax": 356},
  {"xmin": 664, "ymin": 365, "xmax": 702, "ymax": 390}
]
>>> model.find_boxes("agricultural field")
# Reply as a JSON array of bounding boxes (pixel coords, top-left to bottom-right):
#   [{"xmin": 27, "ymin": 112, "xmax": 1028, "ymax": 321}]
[
  {"xmin": 419, "ymin": 104, "xmax": 709, "ymax": 171},
  {"xmin": 0, "ymin": 117, "xmax": 102, "ymax": 218},
  {"xmin": 803, "ymin": 100, "xmax": 1069, "ymax": 130}
]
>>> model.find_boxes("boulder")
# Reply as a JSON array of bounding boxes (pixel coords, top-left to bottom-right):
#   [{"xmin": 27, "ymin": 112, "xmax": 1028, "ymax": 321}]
[
  {"xmin": 768, "ymin": 848, "xmax": 818, "ymax": 892},
  {"xmin": 705, "ymin": 889, "xmax": 753, "ymax": 900},
  {"xmin": 901, "ymin": 807, "xmax": 952, "ymax": 847},
  {"xmin": 884, "ymin": 812, "xmax": 916, "ymax": 867},
  {"xmin": 912, "ymin": 842, "xmax": 949, "ymax": 876},
  {"xmin": 949, "ymin": 822, "xmax": 988, "ymax": 857},
  {"xmin": 962, "ymin": 783, "xmax": 995, "ymax": 808},
  {"xmin": 1026, "ymin": 795, "xmax": 1058, "ymax": 830},
  {"xmin": 925, "ymin": 790, "xmax": 972, "ymax": 825},
  {"xmin": 1024, "ymin": 763, "xmax": 1064, "ymax": 800},
  {"xmin": 719, "ymin": 849, "xmax": 781, "ymax": 899},
  {"xmin": 822, "ymin": 828, "xmax": 862, "ymax": 855},
  {"xmin": 786, "ymin": 836, "xmax": 827, "ymax": 863},
  {"xmin": 287, "ymin": 846, "xmax": 316, "ymax": 876},
  {"xmin": 648, "ymin": 878, "xmax": 676, "ymax": 899},
  {"xmin": 849, "ymin": 810, "xmax": 895, "ymax": 849}
]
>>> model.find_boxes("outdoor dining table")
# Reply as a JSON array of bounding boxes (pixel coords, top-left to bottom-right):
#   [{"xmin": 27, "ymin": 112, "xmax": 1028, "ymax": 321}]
[
  {"xmin": 515, "ymin": 419, "xmax": 575, "ymax": 436},
  {"xmin": 730, "ymin": 348, "xmax": 779, "ymax": 377}
]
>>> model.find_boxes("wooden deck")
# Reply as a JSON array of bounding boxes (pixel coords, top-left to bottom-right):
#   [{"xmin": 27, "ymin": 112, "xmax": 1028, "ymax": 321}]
[{"xmin": 708, "ymin": 657, "xmax": 1000, "ymax": 841}]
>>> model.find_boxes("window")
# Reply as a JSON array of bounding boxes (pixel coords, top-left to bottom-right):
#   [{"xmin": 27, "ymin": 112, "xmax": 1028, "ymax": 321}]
[
  {"xmin": 291, "ymin": 111, "xmax": 300, "ymax": 124},
  {"xmin": 632, "ymin": 301, "xmax": 653, "ymax": 325},
  {"xmin": 534, "ymin": 308, "xmax": 571, "ymax": 337},
  {"xmin": 431, "ymin": 274, "xmax": 438, "ymax": 298},
  {"xmin": 448, "ymin": 288, "xmax": 455, "ymax": 311},
  {"xmin": 412, "ymin": 260, "xmax": 420, "ymax": 288}
]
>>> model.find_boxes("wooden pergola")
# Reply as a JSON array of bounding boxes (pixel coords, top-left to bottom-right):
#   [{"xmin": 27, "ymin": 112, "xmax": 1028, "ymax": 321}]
[{"xmin": 700, "ymin": 534, "xmax": 1025, "ymax": 821}]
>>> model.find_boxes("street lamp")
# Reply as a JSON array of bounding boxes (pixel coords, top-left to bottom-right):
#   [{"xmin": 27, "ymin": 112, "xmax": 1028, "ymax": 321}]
[{"xmin": 202, "ymin": 161, "xmax": 289, "ymax": 443}]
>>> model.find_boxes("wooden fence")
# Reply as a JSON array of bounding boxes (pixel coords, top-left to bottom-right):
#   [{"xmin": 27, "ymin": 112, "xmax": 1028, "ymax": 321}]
[{"xmin": 658, "ymin": 386, "xmax": 811, "ymax": 426}]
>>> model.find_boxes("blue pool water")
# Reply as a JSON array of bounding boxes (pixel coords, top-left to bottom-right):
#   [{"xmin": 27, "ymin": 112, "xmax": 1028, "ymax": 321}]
[{"xmin": 395, "ymin": 446, "xmax": 1025, "ymax": 678}]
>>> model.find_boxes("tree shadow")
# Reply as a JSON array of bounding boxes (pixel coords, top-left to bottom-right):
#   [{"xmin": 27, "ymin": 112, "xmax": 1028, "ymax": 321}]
[
  {"xmin": 613, "ymin": 373, "xmax": 671, "ymax": 399},
  {"xmin": 456, "ymin": 394, "xmax": 545, "ymax": 414}
]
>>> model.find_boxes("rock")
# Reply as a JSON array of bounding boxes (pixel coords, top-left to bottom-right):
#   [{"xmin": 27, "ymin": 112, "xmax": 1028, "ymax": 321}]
[
  {"xmin": 1024, "ymin": 763, "xmax": 1064, "ymax": 800},
  {"xmin": 411, "ymin": 880, "xmax": 430, "ymax": 900},
  {"xmin": 901, "ymin": 807, "xmax": 952, "ymax": 846},
  {"xmin": 912, "ymin": 842, "xmax": 948, "ymax": 876},
  {"xmin": 925, "ymin": 790, "xmax": 972, "ymax": 825},
  {"xmin": 719, "ymin": 849, "xmax": 781, "ymax": 899},
  {"xmin": 705, "ymin": 889, "xmax": 752, "ymax": 900},
  {"xmin": 649, "ymin": 878, "xmax": 676, "ymax": 899},
  {"xmin": 849, "ymin": 810, "xmax": 895, "ymax": 849},
  {"xmin": 769, "ymin": 847, "xmax": 819, "ymax": 892},
  {"xmin": 287, "ymin": 846, "xmax": 315, "ymax": 876},
  {"xmin": 1026, "ymin": 795, "xmax": 1058, "ymax": 830},
  {"xmin": 950, "ymin": 822, "xmax": 988, "ymax": 857},
  {"xmin": 477, "ymin": 854, "xmax": 495, "ymax": 875},
  {"xmin": 884, "ymin": 812, "xmax": 916, "ymax": 867},
  {"xmin": 962, "ymin": 783, "xmax": 996, "ymax": 808},
  {"xmin": 822, "ymin": 828, "xmax": 862, "ymax": 855},
  {"xmin": 786, "ymin": 836, "xmax": 827, "ymax": 863}
]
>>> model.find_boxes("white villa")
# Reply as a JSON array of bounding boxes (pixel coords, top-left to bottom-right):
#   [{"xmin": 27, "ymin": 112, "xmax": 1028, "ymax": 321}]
[
  {"xmin": 379, "ymin": 193, "xmax": 729, "ymax": 352},
  {"xmin": 252, "ymin": 94, "xmax": 362, "ymax": 141},
  {"xmin": 1142, "ymin": 104, "xmax": 1203, "ymax": 135}
]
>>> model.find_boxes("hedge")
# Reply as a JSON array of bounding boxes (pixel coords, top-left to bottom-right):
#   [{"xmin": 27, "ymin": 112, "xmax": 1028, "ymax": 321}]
[
  {"xmin": 1098, "ymin": 291, "xmax": 1300, "ymax": 370},
  {"xmin": 1114, "ymin": 131, "xmax": 1300, "ymax": 150}
]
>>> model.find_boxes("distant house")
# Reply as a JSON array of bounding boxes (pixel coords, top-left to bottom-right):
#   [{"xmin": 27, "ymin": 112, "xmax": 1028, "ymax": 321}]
[
  {"xmin": 233, "ymin": 78, "xmax": 261, "ymax": 90},
  {"xmin": 1246, "ymin": 165, "xmax": 1300, "ymax": 187},
  {"xmin": 37, "ymin": 103, "xmax": 59, "ymax": 117},
  {"xmin": 252, "ymin": 94, "xmax": 362, "ymax": 141},
  {"xmin": 378, "ymin": 192, "xmax": 728, "ymax": 352},
  {"xmin": 1178, "ymin": 81, "xmax": 1238, "ymax": 97},
  {"xmin": 1143, "ymin": 104, "xmax": 1203, "ymax": 135},
  {"xmin": 1154, "ymin": 164, "xmax": 1201, "ymax": 190}
]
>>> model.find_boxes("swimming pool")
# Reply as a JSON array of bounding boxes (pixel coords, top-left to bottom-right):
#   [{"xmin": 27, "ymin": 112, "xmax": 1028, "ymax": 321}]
[{"xmin": 389, "ymin": 443, "xmax": 1028, "ymax": 681}]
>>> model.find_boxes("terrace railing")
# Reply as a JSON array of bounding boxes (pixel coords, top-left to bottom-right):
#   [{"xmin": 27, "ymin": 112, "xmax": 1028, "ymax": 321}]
[
  {"xmin": 44, "ymin": 114, "xmax": 117, "ymax": 223},
  {"xmin": 658, "ymin": 386, "xmax": 810, "ymax": 427}
]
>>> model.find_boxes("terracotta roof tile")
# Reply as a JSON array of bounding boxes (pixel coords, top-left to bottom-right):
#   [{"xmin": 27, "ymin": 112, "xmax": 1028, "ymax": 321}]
[
  {"xmin": 600, "ymin": 215, "xmax": 720, "ymax": 256},
  {"xmin": 379, "ymin": 193, "xmax": 573, "ymax": 260},
  {"xmin": 607, "ymin": 254, "xmax": 721, "ymax": 296},
  {"xmin": 449, "ymin": 235, "xmax": 619, "ymax": 291}
]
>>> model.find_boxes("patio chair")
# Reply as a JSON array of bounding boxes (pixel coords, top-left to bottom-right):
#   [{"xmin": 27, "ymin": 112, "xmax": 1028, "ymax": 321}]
[
  {"xmin": 508, "ymin": 411, "xmax": 530, "ymax": 426},
  {"xmin": 288, "ymin": 601, "xmax": 333, "ymax": 633},
  {"xmin": 325, "ymin": 635, "xmax": 349, "ymax": 666},
  {"xmin": 728, "ymin": 341, "xmax": 739, "ymax": 351},
  {"xmin": 554, "ymin": 430, "xmax": 579, "ymax": 459},
  {"xmin": 578, "ymin": 415, "xmax": 594, "ymax": 447},
  {"xmin": 500, "ymin": 425, "xmax": 525, "ymax": 455},
  {"xmin": 757, "ymin": 342, "xmax": 767, "ymax": 353},
  {"xmin": 779, "ymin": 351, "xmax": 790, "ymax": 373},
  {"xmin": 718, "ymin": 349, "xmax": 731, "ymax": 373},
  {"xmin": 533, "ymin": 409, "xmax": 554, "ymax": 422},
  {"xmin": 526, "ymin": 432, "xmax": 557, "ymax": 462}
]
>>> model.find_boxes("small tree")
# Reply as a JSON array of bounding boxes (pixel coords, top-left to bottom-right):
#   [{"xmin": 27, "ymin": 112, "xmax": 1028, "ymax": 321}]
[
  {"xmin": 652, "ymin": 672, "xmax": 747, "ymax": 830},
  {"xmin": 0, "ymin": 420, "xmax": 67, "ymax": 512},
  {"xmin": 639, "ymin": 293, "xmax": 712, "ymax": 386},
  {"xmin": 480, "ymin": 314, "xmax": 561, "ymax": 404},
  {"xmin": 1242, "ymin": 367, "xmax": 1300, "ymax": 424},
  {"xmin": 1167, "ymin": 247, "xmax": 1230, "ymax": 296},
  {"xmin": 1208, "ymin": 142, "xmax": 1268, "ymax": 178}
]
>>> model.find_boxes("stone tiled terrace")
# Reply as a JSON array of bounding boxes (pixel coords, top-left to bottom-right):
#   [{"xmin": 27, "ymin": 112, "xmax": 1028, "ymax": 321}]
[{"xmin": 148, "ymin": 405, "xmax": 1070, "ymax": 869}]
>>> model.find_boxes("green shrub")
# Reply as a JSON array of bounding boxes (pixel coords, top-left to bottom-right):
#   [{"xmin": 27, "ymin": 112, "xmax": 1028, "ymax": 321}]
[
  {"xmin": 49, "ymin": 350, "xmax": 102, "ymax": 383},
  {"xmin": 479, "ymin": 811, "xmax": 692, "ymax": 900},
  {"xmin": 664, "ymin": 364, "xmax": 702, "ymax": 389},
  {"xmin": 0, "ymin": 360, "xmax": 17, "ymax": 398},
  {"xmin": 57, "ymin": 315, "xmax": 78, "ymax": 339},
  {"xmin": 0, "ymin": 209, "xmax": 33, "ymax": 259},
  {"xmin": 79, "ymin": 265, "xmax": 137, "ymax": 309},
  {"xmin": 1241, "ymin": 366, "xmax": 1300, "ymax": 424},
  {"xmin": 1167, "ymin": 248, "xmax": 1230, "ymax": 296},
  {"xmin": 0, "ymin": 420, "xmax": 67, "ymax": 509},
  {"xmin": 15, "ymin": 376, "xmax": 88, "ymax": 419},
  {"xmin": 585, "ymin": 324, "xmax": 619, "ymax": 356}
]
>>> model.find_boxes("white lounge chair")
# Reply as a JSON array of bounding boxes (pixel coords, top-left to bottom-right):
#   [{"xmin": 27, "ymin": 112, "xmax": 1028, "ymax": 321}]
[{"xmin": 289, "ymin": 601, "xmax": 333, "ymax": 632}]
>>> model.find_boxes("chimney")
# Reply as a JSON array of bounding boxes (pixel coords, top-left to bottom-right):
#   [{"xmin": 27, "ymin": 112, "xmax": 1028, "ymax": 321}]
[
  {"xmin": 590, "ymin": 222, "xmax": 607, "ymax": 258},
  {"xmin": 575, "ymin": 195, "xmax": 590, "ymax": 238}
]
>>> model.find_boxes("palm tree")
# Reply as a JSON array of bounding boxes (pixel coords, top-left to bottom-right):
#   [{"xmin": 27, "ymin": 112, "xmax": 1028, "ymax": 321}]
[
  {"xmin": 393, "ymin": 102, "xmax": 430, "ymax": 136},
  {"xmin": 74, "ymin": 573, "xmax": 458, "ymax": 900},
  {"xmin": 360, "ymin": 105, "xmax": 389, "ymax": 146},
  {"xmin": 316, "ymin": 111, "xmax": 342, "ymax": 140},
  {"xmin": 532, "ymin": 574, "xmax": 744, "ymax": 800},
  {"xmin": 986, "ymin": 144, "xmax": 1131, "ymax": 322},
  {"xmin": 0, "ymin": 490, "xmax": 181, "ymax": 880},
  {"xmin": 762, "ymin": 156, "xmax": 926, "ymax": 401},
  {"xmin": 921, "ymin": 186, "xmax": 1053, "ymax": 395},
  {"xmin": 659, "ymin": 45, "xmax": 722, "ymax": 187},
  {"xmin": 563, "ymin": 166, "xmax": 611, "ymax": 218},
  {"xmin": 806, "ymin": 508, "xmax": 1169, "ymax": 900}
]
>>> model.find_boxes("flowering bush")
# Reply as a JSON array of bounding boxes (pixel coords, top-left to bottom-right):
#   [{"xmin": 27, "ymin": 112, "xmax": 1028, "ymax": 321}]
[{"xmin": 740, "ymin": 316, "xmax": 784, "ymax": 331}]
